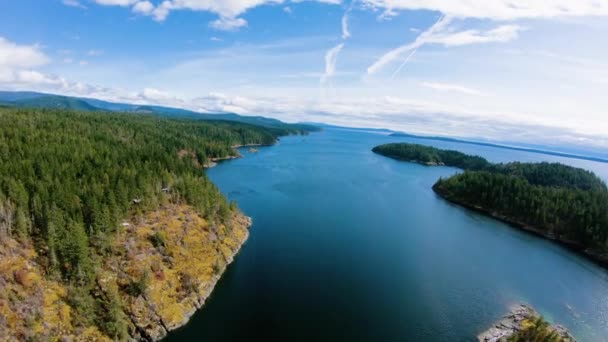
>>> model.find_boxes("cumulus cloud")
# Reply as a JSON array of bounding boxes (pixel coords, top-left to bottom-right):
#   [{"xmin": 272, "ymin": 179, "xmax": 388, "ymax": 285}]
[
  {"xmin": 361, "ymin": 0, "xmax": 608, "ymax": 20},
  {"xmin": 209, "ymin": 17, "xmax": 248, "ymax": 31},
  {"xmin": 0, "ymin": 37, "xmax": 49, "ymax": 69},
  {"xmin": 132, "ymin": 1, "xmax": 155, "ymax": 15},
  {"xmin": 94, "ymin": 0, "xmax": 342, "ymax": 30}
]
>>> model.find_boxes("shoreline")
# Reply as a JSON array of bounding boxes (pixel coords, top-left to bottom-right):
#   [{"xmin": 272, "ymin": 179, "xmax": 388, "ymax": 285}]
[
  {"xmin": 478, "ymin": 304, "xmax": 576, "ymax": 341},
  {"xmin": 159, "ymin": 215, "xmax": 252, "ymax": 340},
  {"xmin": 432, "ymin": 186, "xmax": 608, "ymax": 269},
  {"xmin": 204, "ymin": 143, "xmax": 274, "ymax": 168}
]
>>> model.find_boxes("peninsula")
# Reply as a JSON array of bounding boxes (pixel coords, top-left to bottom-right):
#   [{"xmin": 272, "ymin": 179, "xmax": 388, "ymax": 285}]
[
  {"xmin": 0, "ymin": 107, "xmax": 314, "ymax": 341},
  {"xmin": 373, "ymin": 143, "xmax": 608, "ymax": 267}
]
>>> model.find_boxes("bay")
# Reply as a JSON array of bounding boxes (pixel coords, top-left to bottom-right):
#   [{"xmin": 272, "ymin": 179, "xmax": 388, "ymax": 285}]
[{"xmin": 167, "ymin": 128, "xmax": 608, "ymax": 341}]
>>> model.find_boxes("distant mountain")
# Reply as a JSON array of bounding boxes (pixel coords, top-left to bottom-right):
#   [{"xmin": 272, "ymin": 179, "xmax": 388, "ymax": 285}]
[
  {"xmin": 0, "ymin": 91, "xmax": 47, "ymax": 102},
  {"xmin": 0, "ymin": 91, "xmax": 319, "ymax": 132},
  {"xmin": 13, "ymin": 95, "xmax": 100, "ymax": 111}
]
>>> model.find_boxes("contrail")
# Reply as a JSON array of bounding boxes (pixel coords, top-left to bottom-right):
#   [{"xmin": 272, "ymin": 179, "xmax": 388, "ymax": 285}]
[
  {"xmin": 391, "ymin": 48, "xmax": 418, "ymax": 79},
  {"xmin": 391, "ymin": 15, "xmax": 447, "ymax": 79}
]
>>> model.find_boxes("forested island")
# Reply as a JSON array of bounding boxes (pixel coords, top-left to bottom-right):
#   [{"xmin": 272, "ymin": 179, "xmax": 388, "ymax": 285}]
[
  {"xmin": 373, "ymin": 143, "xmax": 608, "ymax": 267},
  {"xmin": 0, "ymin": 107, "xmax": 314, "ymax": 340}
]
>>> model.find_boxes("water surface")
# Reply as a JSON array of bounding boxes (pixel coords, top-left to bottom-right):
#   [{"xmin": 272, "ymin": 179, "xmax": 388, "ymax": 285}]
[{"xmin": 168, "ymin": 128, "xmax": 608, "ymax": 341}]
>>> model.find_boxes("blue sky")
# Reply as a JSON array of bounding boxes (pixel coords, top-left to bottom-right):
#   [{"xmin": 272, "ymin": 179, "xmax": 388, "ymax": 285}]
[{"xmin": 1, "ymin": 1, "xmax": 607, "ymax": 149}]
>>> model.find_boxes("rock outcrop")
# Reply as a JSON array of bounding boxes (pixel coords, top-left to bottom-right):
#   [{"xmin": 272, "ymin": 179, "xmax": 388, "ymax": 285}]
[
  {"xmin": 0, "ymin": 205, "xmax": 251, "ymax": 341},
  {"xmin": 478, "ymin": 304, "xmax": 576, "ymax": 342}
]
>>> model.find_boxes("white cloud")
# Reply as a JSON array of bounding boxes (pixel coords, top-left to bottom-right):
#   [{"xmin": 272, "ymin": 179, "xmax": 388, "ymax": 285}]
[
  {"xmin": 425, "ymin": 25, "xmax": 523, "ymax": 46},
  {"xmin": 367, "ymin": 17, "xmax": 523, "ymax": 76},
  {"xmin": 367, "ymin": 15, "xmax": 451, "ymax": 75},
  {"xmin": 421, "ymin": 82, "xmax": 484, "ymax": 96},
  {"xmin": 341, "ymin": 13, "xmax": 351, "ymax": 39},
  {"xmin": 0, "ymin": 37, "xmax": 49, "ymax": 69},
  {"xmin": 88, "ymin": 0, "xmax": 342, "ymax": 27},
  {"xmin": 283, "ymin": 6, "xmax": 292, "ymax": 14},
  {"xmin": 320, "ymin": 43, "xmax": 344, "ymax": 84},
  {"xmin": 361, "ymin": 1, "xmax": 608, "ymax": 20},
  {"xmin": 138, "ymin": 87, "xmax": 177, "ymax": 101},
  {"xmin": 62, "ymin": 0, "xmax": 87, "ymax": 9},
  {"xmin": 94, "ymin": 0, "xmax": 139, "ymax": 6},
  {"xmin": 132, "ymin": 1, "xmax": 155, "ymax": 15},
  {"xmin": 87, "ymin": 49, "xmax": 104, "ymax": 56},
  {"xmin": 209, "ymin": 17, "xmax": 248, "ymax": 31}
]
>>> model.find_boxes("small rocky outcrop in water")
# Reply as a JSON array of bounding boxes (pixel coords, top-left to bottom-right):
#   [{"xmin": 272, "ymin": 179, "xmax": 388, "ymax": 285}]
[{"xmin": 478, "ymin": 304, "xmax": 576, "ymax": 342}]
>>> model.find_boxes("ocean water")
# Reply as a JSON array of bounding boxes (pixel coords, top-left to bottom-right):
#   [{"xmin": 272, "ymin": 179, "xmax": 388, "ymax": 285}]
[{"xmin": 167, "ymin": 128, "xmax": 608, "ymax": 341}]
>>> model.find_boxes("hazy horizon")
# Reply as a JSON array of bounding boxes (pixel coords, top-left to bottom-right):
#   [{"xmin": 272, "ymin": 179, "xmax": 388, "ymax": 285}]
[{"xmin": 1, "ymin": 1, "xmax": 607, "ymax": 149}]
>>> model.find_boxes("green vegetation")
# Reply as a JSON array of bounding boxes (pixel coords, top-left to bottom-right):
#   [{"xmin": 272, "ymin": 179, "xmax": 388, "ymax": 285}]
[
  {"xmin": 374, "ymin": 142, "xmax": 608, "ymax": 261},
  {"xmin": 0, "ymin": 91, "xmax": 321, "ymax": 132},
  {"xmin": 508, "ymin": 316, "xmax": 570, "ymax": 342},
  {"xmin": 434, "ymin": 168, "xmax": 608, "ymax": 252},
  {"xmin": 0, "ymin": 107, "xmax": 312, "ymax": 338},
  {"xmin": 372, "ymin": 143, "xmax": 490, "ymax": 170}
]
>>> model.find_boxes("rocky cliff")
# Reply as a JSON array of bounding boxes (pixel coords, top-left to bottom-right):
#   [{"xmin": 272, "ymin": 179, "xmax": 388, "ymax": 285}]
[{"xmin": 0, "ymin": 204, "xmax": 250, "ymax": 341}]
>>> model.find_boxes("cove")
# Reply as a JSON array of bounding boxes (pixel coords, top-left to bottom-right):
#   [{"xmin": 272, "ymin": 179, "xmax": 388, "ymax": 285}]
[{"xmin": 167, "ymin": 127, "xmax": 608, "ymax": 341}]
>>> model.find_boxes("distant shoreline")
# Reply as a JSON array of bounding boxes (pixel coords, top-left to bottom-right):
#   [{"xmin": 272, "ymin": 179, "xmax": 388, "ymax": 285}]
[
  {"xmin": 205, "ymin": 143, "xmax": 272, "ymax": 168},
  {"xmin": 390, "ymin": 133, "xmax": 608, "ymax": 164}
]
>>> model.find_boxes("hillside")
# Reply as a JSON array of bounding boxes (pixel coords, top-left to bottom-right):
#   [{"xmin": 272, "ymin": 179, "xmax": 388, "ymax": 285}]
[
  {"xmin": 0, "ymin": 107, "xmax": 305, "ymax": 340},
  {"xmin": 0, "ymin": 91, "xmax": 320, "ymax": 132}
]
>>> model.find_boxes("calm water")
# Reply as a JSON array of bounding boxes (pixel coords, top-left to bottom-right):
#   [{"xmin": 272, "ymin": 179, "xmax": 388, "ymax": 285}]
[{"xmin": 168, "ymin": 128, "xmax": 608, "ymax": 341}]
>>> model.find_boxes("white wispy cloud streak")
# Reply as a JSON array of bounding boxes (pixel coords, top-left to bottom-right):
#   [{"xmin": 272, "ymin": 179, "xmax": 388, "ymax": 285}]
[
  {"xmin": 361, "ymin": 1, "xmax": 608, "ymax": 20},
  {"xmin": 367, "ymin": 15, "xmax": 451, "ymax": 75},
  {"xmin": 62, "ymin": 0, "xmax": 87, "ymax": 9},
  {"xmin": 368, "ymin": 17, "xmax": 524, "ymax": 76},
  {"xmin": 320, "ymin": 43, "xmax": 344, "ymax": 85},
  {"xmin": 365, "ymin": 0, "xmax": 608, "ymax": 77},
  {"xmin": 341, "ymin": 12, "xmax": 351, "ymax": 39},
  {"xmin": 420, "ymin": 82, "xmax": 484, "ymax": 96}
]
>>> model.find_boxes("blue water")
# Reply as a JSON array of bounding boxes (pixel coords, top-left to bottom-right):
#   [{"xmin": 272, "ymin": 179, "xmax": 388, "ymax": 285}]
[{"xmin": 167, "ymin": 128, "xmax": 608, "ymax": 341}]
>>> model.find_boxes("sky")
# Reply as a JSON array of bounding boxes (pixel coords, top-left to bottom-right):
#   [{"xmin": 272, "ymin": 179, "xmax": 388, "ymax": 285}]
[{"xmin": 0, "ymin": 1, "xmax": 607, "ymax": 149}]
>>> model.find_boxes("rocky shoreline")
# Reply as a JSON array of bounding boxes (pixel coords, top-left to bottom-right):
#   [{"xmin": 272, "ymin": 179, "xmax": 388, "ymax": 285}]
[
  {"xmin": 97, "ymin": 207, "xmax": 253, "ymax": 341},
  {"xmin": 204, "ymin": 143, "xmax": 270, "ymax": 168},
  {"xmin": 478, "ymin": 304, "xmax": 576, "ymax": 341},
  {"xmin": 153, "ymin": 215, "xmax": 252, "ymax": 341}
]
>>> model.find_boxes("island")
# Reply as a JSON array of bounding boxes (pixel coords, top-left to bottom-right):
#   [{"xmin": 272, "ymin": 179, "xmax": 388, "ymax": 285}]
[
  {"xmin": 478, "ymin": 304, "xmax": 576, "ymax": 341},
  {"xmin": 373, "ymin": 143, "xmax": 608, "ymax": 267},
  {"xmin": 0, "ymin": 107, "xmax": 314, "ymax": 341}
]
